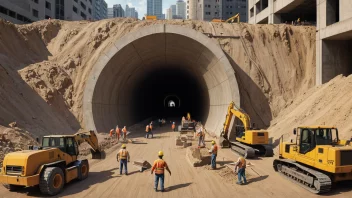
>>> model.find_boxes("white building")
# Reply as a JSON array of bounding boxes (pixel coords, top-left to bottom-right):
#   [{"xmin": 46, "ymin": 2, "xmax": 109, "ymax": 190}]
[
  {"xmin": 0, "ymin": 0, "xmax": 93, "ymax": 24},
  {"xmin": 166, "ymin": 8, "xmax": 172, "ymax": 19}
]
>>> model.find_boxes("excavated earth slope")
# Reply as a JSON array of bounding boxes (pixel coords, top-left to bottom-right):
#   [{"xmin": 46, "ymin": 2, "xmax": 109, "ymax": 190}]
[{"xmin": 0, "ymin": 18, "xmax": 317, "ymax": 141}]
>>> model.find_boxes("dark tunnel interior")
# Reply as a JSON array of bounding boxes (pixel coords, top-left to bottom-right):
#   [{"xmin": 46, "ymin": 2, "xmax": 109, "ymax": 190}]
[{"xmin": 130, "ymin": 67, "xmax": 209, "ymax": 122}]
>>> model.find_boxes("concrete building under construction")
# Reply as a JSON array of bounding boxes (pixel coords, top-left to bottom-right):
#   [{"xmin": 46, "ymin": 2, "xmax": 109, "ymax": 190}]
[{"xmin": 248, "ymin": 0, "xmax": 352, "ymax": 86}]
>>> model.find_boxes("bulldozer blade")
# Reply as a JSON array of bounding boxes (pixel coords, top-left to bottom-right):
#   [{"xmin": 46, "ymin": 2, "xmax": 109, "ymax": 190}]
[{"xmin": 90, "ymin": 149, "xmax": 105, "ymax": 159}]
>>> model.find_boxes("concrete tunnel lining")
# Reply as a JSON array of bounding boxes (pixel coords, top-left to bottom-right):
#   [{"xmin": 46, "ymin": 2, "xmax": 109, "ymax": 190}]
[{"xmin": 83, "ymin": 24, "xmax": 240, "ymax": 136}]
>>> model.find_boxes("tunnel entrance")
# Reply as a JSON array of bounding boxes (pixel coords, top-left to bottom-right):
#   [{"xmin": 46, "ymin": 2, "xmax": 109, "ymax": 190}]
[{"xmin": 83, "ymin": 25, "xmax": 240, "ymax": 136}]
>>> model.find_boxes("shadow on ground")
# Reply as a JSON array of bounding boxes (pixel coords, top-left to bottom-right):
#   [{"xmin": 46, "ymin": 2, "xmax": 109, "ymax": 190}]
[
  {"xmin": 13, "ymin": 168, "xmax": 119, "ymax": 197},
  {"xmin": 165, "ymin": 182, "xmax": 192, "ymax": 192},
  {"xmin": 247, "ymin": 175, "xmax": 269, "ymax": 183}
]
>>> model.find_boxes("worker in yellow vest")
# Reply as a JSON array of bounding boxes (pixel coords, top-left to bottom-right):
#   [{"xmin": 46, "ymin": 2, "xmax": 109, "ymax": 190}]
[
  {"xmin": 117, "ymin": 144, "xmax": 130, "ymax": 175},
  {"xmin": 234, "ymin": 156, "xmax": 247, "ymax": 185},
  {"xmin": 151, "ymin": 151, "xmax": 171, "ymax": 192},
  {"xmin": 208, "ymin": 140, "xmax": 218, "ymax": 169}
]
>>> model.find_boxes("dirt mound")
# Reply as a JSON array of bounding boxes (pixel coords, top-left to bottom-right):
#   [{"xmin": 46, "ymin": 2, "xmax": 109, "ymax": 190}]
[
  {"xmin": 186, "ymin": 147, "xmax": 211, "ymax": 167},
  {"xmin": 269, "ymin": 74, "xmax": 352, "ymax": 144}
]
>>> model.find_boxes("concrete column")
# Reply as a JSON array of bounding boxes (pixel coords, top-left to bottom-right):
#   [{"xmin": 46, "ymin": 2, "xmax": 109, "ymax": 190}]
[{"xmin": 316, "ymin": 38, "xmax": 322, "ymax": 85}]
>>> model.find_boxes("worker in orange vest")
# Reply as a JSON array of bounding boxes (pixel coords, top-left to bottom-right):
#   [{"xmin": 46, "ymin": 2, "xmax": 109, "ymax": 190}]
[
  {"xmin": 115, "ymin": 126, "xmax": 121, "ymax": 141},
  {"xmin": 151, "ymin": 151, "xmax": 171, "ymax": 192},
  {"xmin": 117, "ymin": 144, "xmax": 130, "ymax": 175},
  {"xmin": 208, "ymin": 140, "xmax": 218, "ymax": 169},
  {"xmin": 122, "ymin": 126, "xmax": 127, "ymax": 141},
  {"xmin": 171, "ymin": 122, "xmax": 176, "ymax": 132},
  {"xmin": 149, "ymin": 122, "xmax": 154, "ymax": 138},
  {"xmin": 234, "ymin": 156, "xmax": 247, "ymax": 185},
  {"xmin": 109, "ymin": 129, "xmax": 114, "ymax": 138},
  {"xmin": 145, "ymin": 125, "xmax": 150, "ymax": 138}
]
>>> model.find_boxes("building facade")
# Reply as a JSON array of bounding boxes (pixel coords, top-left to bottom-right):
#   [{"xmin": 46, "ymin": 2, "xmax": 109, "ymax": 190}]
[
  {"xmin": 108, "ymin": 8, "xmax": 113, "ymax": 18},
  {"xmin": 0, "ymin": 0, "xmax": 93, "ymax": 24},
  {"xmin": 171, "ymin": 5, "xmax": 177, "ymax": 19},
  {"xmin": 166, "ymin": 8, "xmax": 172, "ymax": 19},
  {"xmin": 147, "ymin": 0, "xmax": 163, "ymax": 19},
  {"xmin": 176, "ymin": 0, "xmax": 186, "ymax": 19},
  {"xmin": 93, "ymin": 0, "xmax": 107, "ymax": 20},
  {"xmin": 125, "ymin": 5, "xmax": 138, "ymax": 18},
  {"xmin": 113, "ymin": 4, "xmax": 124, "ymax": 17}
]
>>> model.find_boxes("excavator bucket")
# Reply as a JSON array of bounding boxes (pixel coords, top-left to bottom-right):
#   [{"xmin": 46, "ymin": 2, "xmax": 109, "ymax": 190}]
[
  {"xmin": 220, "ymin": 136, "xmax": 230, "ymax": 148},
  {"xmin": 90, "ymin": 149, "xmax": 105, "ymax": 159}
]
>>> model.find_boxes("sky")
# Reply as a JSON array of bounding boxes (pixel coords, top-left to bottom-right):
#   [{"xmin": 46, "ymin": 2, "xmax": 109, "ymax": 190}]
[{"xmin": 105, "ymin": 0, "xmax": 175, "ymax": 19}]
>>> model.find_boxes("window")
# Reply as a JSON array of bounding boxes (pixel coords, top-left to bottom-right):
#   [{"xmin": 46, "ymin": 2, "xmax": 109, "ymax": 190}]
[
  {"xmin": 32, "ymin": 0, "xmax": 39, "ymax": 3},
  {"xmin": 230, "ymin": 6, "xmax": 232, "ymax": 8},
  {"xmin": 17, "ymin": 14, "xmax": 24, "ymax": 21},
  {"xmin": 81, "ymin": 12, "xmax": 87, "ymax": 19},
  {"xmin": 55, "ymin": 0, "xmax": 65, "ymax": 20},
  {"xmin": 230, "ymin": 12, "xmax": 232, "ymax": 14},
  {"xmin": 66, "ymin": 138, "xmax": 77, "ymax": 155},
  {"xmin": 73, "ymin": 6, "xmax": 78, "ymax": 13},
  {"xmin": 88, "ymin": 8, "xmax": 91, "ymax": 14},
  {"xmin": 74, "ymin": 0, "xmax": 78, "ymax": 2},
  {"xmin": 208, "ymin": 5, "xmax": 211, "ymax": 8},
  {"xmin": 46, "ymin": 1, "xmax": 51, "ymax": 10},
  {"xmin": 32, "ymin": 9, "xmax": 39, "ymax": 18},
  {"xmin": 300, "ymin": 129, "xmax": 313, "ymax": 154},
  {"xmin": 81, "ymin": 2, "xmax": 86, "ymax": 10},
  {"xmin": 9, "ymin": 10, "xmax": 16, "ymax": 18},
  {"xmin": 0, "ymin": 6, "xmax": 8, "ymax": 15},
  {"xmin": 45, "ymin": 15, "xmax": 50, "ymax": 19}
]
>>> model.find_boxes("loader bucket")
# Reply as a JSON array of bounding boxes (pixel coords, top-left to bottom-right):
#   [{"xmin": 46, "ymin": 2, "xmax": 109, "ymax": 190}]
[{"xmin": 90, "ymin": 149, "xmax": 105, "ymax": 159}]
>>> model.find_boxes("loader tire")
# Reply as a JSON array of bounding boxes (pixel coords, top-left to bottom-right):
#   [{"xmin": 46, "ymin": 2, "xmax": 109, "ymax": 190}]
[
  {"xmin": 39, "ymin": 167, "xmax": 64, "ymax": 196},
  {"xmin": 78, "ymin": 160, "xmax": 89, "ymax": 180},
  {"xmin": 3, "ymin": 184, "xmax": 24, "ymax": 191}
]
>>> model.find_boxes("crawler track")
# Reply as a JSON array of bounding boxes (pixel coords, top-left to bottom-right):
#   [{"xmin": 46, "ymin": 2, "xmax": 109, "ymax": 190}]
[{"xmin": 273, "ymin": 159, "xmax": 332, "ymax": 194}]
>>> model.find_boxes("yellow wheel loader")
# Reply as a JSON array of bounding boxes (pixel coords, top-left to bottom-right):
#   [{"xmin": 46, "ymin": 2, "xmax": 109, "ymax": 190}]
[
  {"xmin": 219, "ymin": 101, "xmax": 273, "ymax": 158},
  {"xmin": 273, "ymin": 126, "xmax": 352, "ymax": 194},
  {"xmin": 0, "ymin": 130, "xmax": 103, "ymax": 196}
]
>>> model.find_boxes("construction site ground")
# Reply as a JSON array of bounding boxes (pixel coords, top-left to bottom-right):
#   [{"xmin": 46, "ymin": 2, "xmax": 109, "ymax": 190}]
[{"xmin": 1, "ymin": 126, "xmax": 351, "ymax": 198}]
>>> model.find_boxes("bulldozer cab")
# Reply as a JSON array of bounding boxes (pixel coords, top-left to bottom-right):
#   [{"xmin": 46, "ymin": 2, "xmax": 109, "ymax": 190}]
[{"xmin": 42, "ymin": 136, "xmax": 79, "ymax": 156}]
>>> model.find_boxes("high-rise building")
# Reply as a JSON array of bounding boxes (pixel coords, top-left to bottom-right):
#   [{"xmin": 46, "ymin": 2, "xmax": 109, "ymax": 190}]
[
  {"xmin": 113, "ymin": 4, "xmax": 124, "ymax": 17},
  {"xmin": 147, "ymin": 0, "xmax": 162, "ymax": 19},
  {"xmin": 166, "ymin": 8, "xmax": 172, "ymax": 20},
  {"xmin": 108, "ymin": 8, "xmax": 114, "ymax": 18},
  {"xmin": 0, "ymin": 0, "xmax": 93, "ymax": 24},
  {"xmin": 125, "ymin": 5, "xmax": 138, "ymax": 18},
  {"xmin": 176, "ymin": 0, "xmax": 186, "ymax": 19},
  {"xmin": 93, "ymin": 0, "xmax": 108, "ymax": 20},
  {"xmin": 171, "ymin": 5, "xmax": 177, "ymax": 19}
]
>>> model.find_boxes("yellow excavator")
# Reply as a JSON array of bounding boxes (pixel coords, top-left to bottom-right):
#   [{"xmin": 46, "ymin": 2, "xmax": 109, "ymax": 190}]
[
  {"xmin": 273, "ymin": 126, "xmax": 352, "ymax": 194},
  {"xmin": 0, "ymin": 130, "xmax": 103, "ymax": 196},
  {"xmin": 211, "ymin": 13, "xmax": 240, "ymax": 23},
  {"xmin": 219, "ymin": 101, "xmax": 273, "ymax": 158}
]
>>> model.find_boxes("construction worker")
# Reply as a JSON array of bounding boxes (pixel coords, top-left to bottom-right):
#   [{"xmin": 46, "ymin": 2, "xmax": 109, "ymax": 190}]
[
  {"xmin": 149, "ymin": 122, "xmax": 154, "ymax": 138},
  {"xmin": 116, "ymin": 125, "xmax": 121, "ymax": 141},
  {"xmin": 117, "ymin": 144, "xmax": 130, "ymax": 175},
  {"xmin": 197, "ymin": 126, "xmax": 205, "ymax": 148},
  {"xmin": 151, "ymin": 151, "xmax": 171, "ymax": 192},
  {"xmin": 109, "ymin": 129, "xmax": 114, "ymax": 139},
  {"xmin": 171, "ymin": 122, "xmax": 176, "ymax": 132},
  {"xmin": 234, "ymin": 156, "xmax": 247, "ymax": 185},
  {"xmin": 122, "ymin": 126, "xmax": 127, "ymax": 141},
  {"xmin": 146, "ymin": 125, "xmax": 150, "ymax": 138},
  {"xmin": 208, "ymin": 140, "xmax": 218, "ymax": 169}
]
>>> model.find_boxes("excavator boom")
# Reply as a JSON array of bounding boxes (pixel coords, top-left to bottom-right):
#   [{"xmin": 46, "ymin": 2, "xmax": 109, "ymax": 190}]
[{"xmin": 74, "ymin": 130, "xmax": 103, "ymax": 159}]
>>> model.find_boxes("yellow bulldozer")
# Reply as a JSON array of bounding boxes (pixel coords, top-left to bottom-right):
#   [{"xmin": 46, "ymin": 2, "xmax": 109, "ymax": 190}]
[
  {"xmin": 219, "ymin": 101, "xmax": 273, "ymax": 158},
  {"xmin": 273, "ymin": 126, "xmax": 352, "ymax": 194},
  {"xmin": 0, "ymin": 130, "xmax": 103, "ymax": 195}
]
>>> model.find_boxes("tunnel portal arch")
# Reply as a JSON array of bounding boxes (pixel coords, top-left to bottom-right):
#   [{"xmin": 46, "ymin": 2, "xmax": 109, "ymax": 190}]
[{"xmin": 83, "ymin": 24, "xmax": 240, "ymax": 136}]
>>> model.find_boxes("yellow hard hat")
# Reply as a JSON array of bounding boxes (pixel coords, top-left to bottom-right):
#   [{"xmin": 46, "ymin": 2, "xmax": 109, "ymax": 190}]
[
  {"xmin": 158, "ymin": 151, "xmax": 164, "ymax": 156},
  {"xmin": 122, "ymin": 144, "xmax": 126, "ymax": 148},
  {"xmin": 211, "ymin": 140, "xmax": 216, "ymax": 145}
]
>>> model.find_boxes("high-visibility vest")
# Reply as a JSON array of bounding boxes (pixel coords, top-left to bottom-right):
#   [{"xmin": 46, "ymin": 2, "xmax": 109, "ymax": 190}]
[
  {"xmin": 119, "ymin": 149, "xmax": 128, "ymax": 159},
  {"xmin": 154, "ymin": 159, "xmax": 167, "ymax": 174},
  {"xmin": 238, "ymin": 157, "xmax": 246, "ymax": 168},
  {"xmin": 116, "ymin": 128, "xmax": 120, "ymax": 134},
  {"xmin": 109, "ymin": 129, "xmax": 113, "ymax": 137},
  {"xmin": 150, "ymin": 125, "xmax": 153, "ymax": 130},
  {"xmin": 146, "ymin": 126, "xmax": 149, "ymax": 132},
  {"xmin": 212, "ymin": 145, "xmax": 218, "ymax": 154},
  {"xmin": 122, "ymin": 128, "xmax": 127, "ymax": 133},
  {"xmin": 172, "ymin": 124, "xmax": 175, "ymax": 129}
]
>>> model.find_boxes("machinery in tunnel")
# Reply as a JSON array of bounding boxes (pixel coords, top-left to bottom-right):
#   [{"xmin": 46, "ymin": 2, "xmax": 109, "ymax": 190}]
[{"xmin": 83, "ymin": 25, "xmax": 240, "ymax": 135}]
